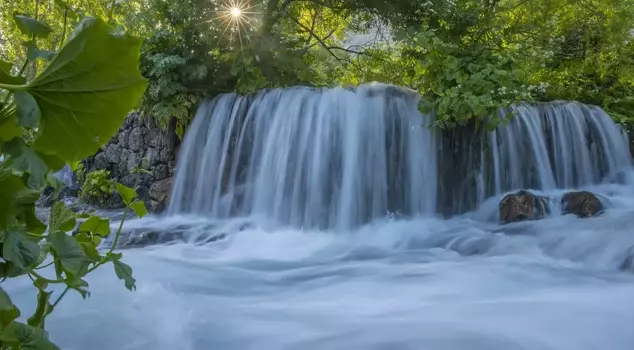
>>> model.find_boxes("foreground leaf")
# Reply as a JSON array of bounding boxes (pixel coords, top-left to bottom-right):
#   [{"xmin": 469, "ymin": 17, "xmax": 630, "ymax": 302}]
[
  {"xmin": 78, "ymin": 216, "xmax": 110, "ymax": 236},
  {"xmin": 14, "ymin": 91, "xmax": 40, "ymax": 128},
  {"xmin": 129, "ymin": 201, "xmax": 148, "ymax": 218},
  {"xmin": 26, "ymin": 289, "xmax": 53, "ymax": 328},
  {"xmin": 0, "ymin": 61, "xmax": 25, "ymax": 85},
  {"xmin": 0, "ymin": 169, "xmax": 26, "ymax": 228},
  {"xmin": 2, "ymin": 138, "xmax": 47, "ymax": 189},
  {"xmin": 13, "ymin": 14, "xmax": 53, "ymax": 38},
  {"xmin": 0, "ymin": 287, "xmax": 20, "ymax": 329},
  {"xmin": 26, "ymin": 41, "xmax": 56, "ymax": 62},
  {"xmin": 47, "ymin": 231, "xmax": 87, "ymax": 275},
  {"xmin": 1, "ymin": 321, "xmax": 60, "ymax": 350},
  {"xmin": 116, "ymin": 183, "xmax": 137, "ymax": 205},
  {"xmin": 48, "ymin": 202, "xmax": 76, "ymax": 233},
  {"xmin": 0, "ymin": 113, "xmax": 22, "ymax": 142},
  {"xmin": 30, "ymin": 17, "xmax": 147, "ymax": 162},
  {"xmin": 2, "ymin": 229, "xmax": 40, "ymax": 269},
  {"xmin": 112, "ymin": 260, "xmax": 136, "ymax": 291}
]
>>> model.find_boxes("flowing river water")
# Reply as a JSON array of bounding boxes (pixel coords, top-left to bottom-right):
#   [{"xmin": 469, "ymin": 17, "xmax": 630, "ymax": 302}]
[{"xmin": 7, "ymin": 84, "xmax": 634, "ymax": 349}]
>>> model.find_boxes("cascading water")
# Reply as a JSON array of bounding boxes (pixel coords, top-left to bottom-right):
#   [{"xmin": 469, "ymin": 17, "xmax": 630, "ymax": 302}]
[
  {"xmin": 439, "ymin": 101, "xmax": 632, "ymax": 215},
  {"xmin": 168, "ymin": 83, "xmax": 438, "ymax": 228},
  {"xmin": 489, "ymin": 102, "xmax": 631, "ymax": 192},
  {"xmin": 6, "ymin": 86, "xmax": 634, "ymax": 350}
]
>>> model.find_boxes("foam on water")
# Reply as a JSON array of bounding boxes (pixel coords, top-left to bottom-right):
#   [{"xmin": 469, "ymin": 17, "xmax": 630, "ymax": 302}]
[{"xmin": 7, "ymin": 174, "xmax": 634, "ymax": 349}]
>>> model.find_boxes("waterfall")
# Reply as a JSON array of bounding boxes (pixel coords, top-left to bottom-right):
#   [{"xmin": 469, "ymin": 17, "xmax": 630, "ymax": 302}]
[
  {"xmin": 169, "ymin": 84, "xmax": 631, "ymax": 221},
  {"xmin": 167, "ymin": 83, "xmax": 438, "ymax": 229},
  {"xmin": 439, "ymin": 101, "xmax": 632, "ymax": 215}
]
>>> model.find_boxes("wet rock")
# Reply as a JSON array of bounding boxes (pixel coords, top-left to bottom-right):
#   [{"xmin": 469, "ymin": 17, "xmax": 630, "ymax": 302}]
[
  {"xmin": 561, "ymin": 191, "xmax": 603, "ymax": 218},
  {"xmin": 499, "ymin": 190, "xmax": 549, "ymax": 224},
  {"xmin": 152, "ymin": 164, "xmax": 169, "ymax": 181},
  {"xmin": 193, "ymin": 233, "xmax": 227, "ymax": 245},
  {"xmin": 149, "ymin": 178, "xmax": 172, "ymax": 204},
  {"xmin": 146, "ymin": 200, "xmax": 165, "ymax": 213},
  {"xmin": 122, "ymin": 229, "xmax": 185, "ymax": 248}
]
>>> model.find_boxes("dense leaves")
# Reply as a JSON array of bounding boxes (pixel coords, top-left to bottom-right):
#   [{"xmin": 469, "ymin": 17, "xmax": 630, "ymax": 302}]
[{"xmin": 0, "ymin": 10, "xmax": 147, "ymax": 350}]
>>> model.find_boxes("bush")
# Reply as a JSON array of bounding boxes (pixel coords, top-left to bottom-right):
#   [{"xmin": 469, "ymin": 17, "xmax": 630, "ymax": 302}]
[{"xmin": 79, "ymin": 170, "xmax": 115, "ymax": 204}]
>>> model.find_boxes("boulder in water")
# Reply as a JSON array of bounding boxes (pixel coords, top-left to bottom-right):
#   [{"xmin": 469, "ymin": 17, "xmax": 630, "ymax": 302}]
[
  {"xmin": 561, "ymin": 191, "xmax": 603, "ymax": 218},
  {"xmin": 499, "ymin": 190, "xmax": 549, "ymax": 224}
]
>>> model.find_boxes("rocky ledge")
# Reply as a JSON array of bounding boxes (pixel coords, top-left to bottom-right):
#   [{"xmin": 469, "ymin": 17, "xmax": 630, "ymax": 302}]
[{"xmin": 81, "ymin": 113, "xmax": 179, "ymax": 212}]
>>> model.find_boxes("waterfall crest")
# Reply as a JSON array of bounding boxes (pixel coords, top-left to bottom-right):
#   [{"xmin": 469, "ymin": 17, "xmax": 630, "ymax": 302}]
[{"xmin": 167, "ymin": 83, "xmax": 438, "ymax": 228}]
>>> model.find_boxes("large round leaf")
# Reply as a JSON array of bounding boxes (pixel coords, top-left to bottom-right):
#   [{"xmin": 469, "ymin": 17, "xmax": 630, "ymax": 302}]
[{"xmin": 27, "ymin": 17, "xmax": 147, "ymax": 162}]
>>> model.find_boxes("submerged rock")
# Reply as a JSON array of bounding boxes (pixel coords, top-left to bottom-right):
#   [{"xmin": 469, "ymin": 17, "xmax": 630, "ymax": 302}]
[
  {"xmin": 561, "ymin": 191, "xmax": 603, "ymax": 218},
  {"xmin": 499, "ymin": 190, "xmax": 549, "ymax": 224},
  {"xmin": 121, "ymin": 229, "xmax": 185, "ymax": 248}
]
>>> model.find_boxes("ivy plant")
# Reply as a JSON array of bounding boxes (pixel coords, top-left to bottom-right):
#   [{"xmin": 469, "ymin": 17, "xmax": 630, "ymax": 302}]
[{"xmin": 0, "ymin": 11, "xmax": 147, "ymax": 350}]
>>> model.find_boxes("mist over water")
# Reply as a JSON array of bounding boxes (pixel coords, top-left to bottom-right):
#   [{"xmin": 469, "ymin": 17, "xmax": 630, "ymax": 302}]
[{"xmin": 7, "ymin": 84, "xmax": 634, "ymax": 350}]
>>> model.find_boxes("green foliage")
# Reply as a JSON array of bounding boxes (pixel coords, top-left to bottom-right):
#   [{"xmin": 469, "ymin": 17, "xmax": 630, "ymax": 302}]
[
  {"xmin": 79, "ymin": 170, "xmax": 115, "ymax": 204},
  {"xmin": 0, "ymin": 10, "xmax": 147, "ymax": 350}
]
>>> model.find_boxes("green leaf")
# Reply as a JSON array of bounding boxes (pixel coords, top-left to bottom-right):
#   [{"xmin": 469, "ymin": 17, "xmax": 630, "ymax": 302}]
[
  {"xmin": 113, "ymin": 259, "xmax": 136, "ymax": 291},
  {"xmin": 116, "ymin": 183, "xmax": 137, "ymax": 205},
  {"xmin": 78, "ymin": 216, "xmax": 110, "ymax": 236},
  {"xmin": 0, "ymin": 113, "xmax": 22, "ymax": 142},
  {"xmin": 1, "ymin": 321, "xmax": 60, "ymax": 350},
  {"xmin": 13, "ymin": 14, "xmax": 53, "ymax": 38},
  {"xmin": 0, "ymin": 261, "xmax": 26, "ymax": 278},
  {"xmin": 29, "ymin": 17, "xmax": 147, "ymax": 162},
  {"xmin": 2, "ymin": 138, "xmax": 47, "ymax": 189},
  {"xmin": 47, "ymin": 231, "xmax": 87, "ymax": 275},
  {"xmin": 33, "ymin": 278, "xmax": 48, "ymax": 290},
  {"xmin": 130, "ymin": 201, "xmax": 148, "ymax": 218},
  {"xmin": 26, "ymin": 289, "xmax": 53, "ymax": 327},
  {"xmin": 48, "ymin": 202, "xmax": 76, "ymax": 232},
  {"xmin": 79, "ymin": 241, "xmax": 101, "ymax": 261},
  {"xmin": 67, "ymin": 278, "xmax": 90, "ymax": 299},
  {"xmin": 21, "ymin": 204, "xmax": 47, "ymax": 235},
  {"xmin": 3, "ymin": 229, "xmax": 40, "ymax": 269},
  {"xmin": 26, "ymin": 41, "xmax": 56, "ymax": 62},
  {"xmin": 0, "ymin": 61, "xmax": 25, "ymax": 85},
  {"xmin": 14, "ymin": 91, "xmax": 41, "ymax": 128},
  {"xmin": 15, "ymin": 189, "xmax": 41, "ymax": 204},
  {"xmin": 0, "ymin": 287, "xmax": 20, "ymax": 329}
]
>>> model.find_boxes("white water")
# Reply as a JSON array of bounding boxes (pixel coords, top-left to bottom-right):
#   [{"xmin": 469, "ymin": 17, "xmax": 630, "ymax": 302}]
[
  {"xmin": 168, "ymin": 83, "xmax": 437, "ymax": 229},
  {"xmin": 6, "ymin": 86, "xmax": 634, "ymax": 349},
  {"xmin": 9, "ymin": 183, "xmax": 634, "ymax": 349}
]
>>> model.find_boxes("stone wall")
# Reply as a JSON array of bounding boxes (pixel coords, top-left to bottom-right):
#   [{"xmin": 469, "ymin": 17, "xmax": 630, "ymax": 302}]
[{"xmin": 81, "ymin": 113, "xmax": 179, "ymax": 212}]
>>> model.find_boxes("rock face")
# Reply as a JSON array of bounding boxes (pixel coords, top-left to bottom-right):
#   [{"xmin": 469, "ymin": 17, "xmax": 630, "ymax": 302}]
[
  {"xmin": 499, "ymin": 190, "xmax": 549, "ymax": 223},
  {"xmin": 561, "ymin": 191, "xmax": 603, "ymax": 218},
  {"xmin": 82, "ymin": 113, "xmax": 179, "ymax": 213}
]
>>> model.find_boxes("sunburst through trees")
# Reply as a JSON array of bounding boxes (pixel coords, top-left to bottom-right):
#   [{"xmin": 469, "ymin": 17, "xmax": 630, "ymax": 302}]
[{"xmin": 212, "ymin": 0, "xmax": 261, "ymax": 49}]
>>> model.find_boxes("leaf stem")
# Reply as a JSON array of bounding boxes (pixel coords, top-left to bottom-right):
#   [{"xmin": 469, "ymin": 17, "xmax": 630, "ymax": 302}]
[
  {"xmin": 29, "ymin": 271, "xmax": 64, "ymax": 284},
  {"xmin": 51, "ymin": 287, "xmax": 69, "ymax": 308},
  {"xmin": 0, "ymin": 83, "xmax": 25, "ymax": 91},
  {"xmin": 109, "ymin": 206, "xmax": 129, "ymax": 255},
  {"xmin": 58, "ymin": 9, "xmax": 68, "ymax": 50},
  {"xmin": 36, "ymin": 261, "xmax": 55, "ymax": 270}
]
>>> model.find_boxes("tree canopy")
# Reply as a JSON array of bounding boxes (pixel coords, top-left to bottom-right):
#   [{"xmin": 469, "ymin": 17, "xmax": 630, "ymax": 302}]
[{"xmin": 3, "ymin": 0, "xmax": 633, "ymax": 130}]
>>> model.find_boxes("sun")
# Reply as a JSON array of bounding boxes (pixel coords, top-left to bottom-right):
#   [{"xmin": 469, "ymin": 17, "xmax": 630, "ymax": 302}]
[{"xmin": 230, "ymin": 8, "xmax": 241, "ymax": 17}]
